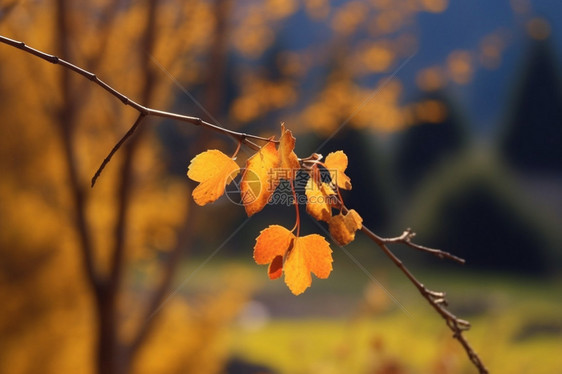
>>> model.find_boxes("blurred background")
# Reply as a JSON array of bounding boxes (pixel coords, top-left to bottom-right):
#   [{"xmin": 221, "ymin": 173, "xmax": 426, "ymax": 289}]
[{"xmin": 1, "ymin": 0, "xmax": 561, "ymax": 373}]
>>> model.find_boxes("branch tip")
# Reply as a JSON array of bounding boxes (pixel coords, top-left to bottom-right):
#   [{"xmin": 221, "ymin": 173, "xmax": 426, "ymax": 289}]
[
  {"xmin": 91, "ymin": 113, "xmax": 145, "ymax": 187},
  {"xmin": 360, "ymin": 224, "xmax": 488, "ymax": 373}
]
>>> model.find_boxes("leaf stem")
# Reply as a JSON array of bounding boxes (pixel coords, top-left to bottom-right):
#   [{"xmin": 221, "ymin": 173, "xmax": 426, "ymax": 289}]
[
  {"xmin": 231, "ymin": 139, "xmax": 242, "ymax": 159},
  {"xmin": 290, "ymin": 179, "xmax": 300, "ymax": 237},
  {"xmin": 91, "ymin": 113, "xmax": 146, "ymax": 187}
]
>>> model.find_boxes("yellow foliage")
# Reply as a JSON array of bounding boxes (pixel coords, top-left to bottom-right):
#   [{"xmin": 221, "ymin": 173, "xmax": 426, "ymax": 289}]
[
  {"xmin": 304, "ymin": 0, "xmax": 331, "ymax": 20},
  {"xmin": 230, "ymin": 75, "xmax": 296, "ymax": 123},
  {"xmin": 324, "ymin": 151, "xmax": 352, "ymax": 190},
  {"xmin": 266, "ymin": 0, "xmax": 299, "ymax": 20},
  {"xmin": 332, "ymin": 1, "xmax": 368, "ymax": 35},
  {"xmin": 300, "ymin": 71, "xmax": 407, "ymax": 133},
  {"xmin": 416, "ymin": 66, "xmax": 446, "ymax": 92},
  {"xmin": 371, "ymin": 10, "xmax": 405, "ymax": 35},
  {"xmin": 413, "ymin": 99, "xmax": 448, "ymax": 123},
  {"xmin": 479, "ymin": 33, "xmax": 504, "ymax": 70},
  {"xmin": 241, "ymin": 141, "xmax": 280, "ymax": 216},
  {"xmin": 232, "ymin": 2, "xmax": 299, "ymax": 59},
  {"xmin": 254, "ymin": 226, "xmax": 333, "ymax": 295},
  {"xmin": 446, "ymin": 50, "xmax": 474, "ymax": 85},
  {"xmin": 328, "ymin": 209, "xmax": 363, "ymax": 246},
  {"xmin": 360, "ymin": 43, "xmax": 395, "ymax": 72},
  {"xmin": 187, "ymin": 149, "xmax": 239, "ymax": 206},
  {"xmin": 305, "ymin": 177, "xmax": 335, "ymax": 222},
  {"xmin": 527, "ymin": 17, "xmax": 551, "ymax": 40},
  {"xmin": 0, "ymin": 1, "xmax": 256, "ymax": 374},
  {"xmin": 420, "ymin": 0, "xmax": 449, "ymax": 13},
  {"xmin": 277, "ymin": 51, "xmax": 306, "ymax": 77},
  {"xmin": 283, "ymin": 234, "xmax": 333, "ymax": 295},
  {"xmin": 278, "ymin": 124, "xmax": 300, "ymax": 176}
]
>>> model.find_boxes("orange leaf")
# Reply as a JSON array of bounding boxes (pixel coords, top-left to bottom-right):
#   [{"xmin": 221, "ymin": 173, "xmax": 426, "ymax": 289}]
[
  {"xmin": 253, "ymin": 224, "xmax": 294, "ymax": 265},
  {"xmin": 329, "ymin": 209, "xmax": 363, "ymax": 246},
  {"xmin": 253, "ymin": 226, "xmax": 333, "ymax": 294},
  {"xmin": 325, "ymin": 151, "xmax": 352, "ymax": 190},
  {"xmin": 305, "ymin": 178, "xmax": 334, "ymax": 222},
  {"xmin": 284, "ymin": 234, "xmax": 333, "ymax": 295},
  {"xmin": 305, "ymin": 166, "xmax": 337, "ymax": 222},
  {"xmin": 278, "ymin": 124, "xmax": 300, "ymax": 177},
  {"xmin": 241, "ymin": 141, "xmax": 280, "ymax": 216},
  {"xmin": 187, "ymin": 149, "xmax": 239, "ymax": 206},
  {"xmin": 268, "ymin": 256, "xmax": 283, "ymax": 280}
]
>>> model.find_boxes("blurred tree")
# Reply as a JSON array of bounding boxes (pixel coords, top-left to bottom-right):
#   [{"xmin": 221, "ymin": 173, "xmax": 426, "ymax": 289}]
[
  {"xmin": 407, "ymin": 153, "xmax": 554, "ymax": 274},
  {"xmin": 0, "ymin": 1, "xmax": 252, "ymax": 374},
  {"xmin": 499, "ymin": 38, "xmax": 562, "ymax": 176}
]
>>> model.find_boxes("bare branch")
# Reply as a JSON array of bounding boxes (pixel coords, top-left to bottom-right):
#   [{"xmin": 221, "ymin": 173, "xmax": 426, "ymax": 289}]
[
  {"xmin": 378, "ymin": 228, "xmax": 466, "ymax": 264},
  {"xmin": 361, "ymin": 225, "xmax": 489, "ymax": 374},
  {"xmin": 0, "ymin": 34, "xmax": 276, "ymax": 184},
  {"xmin": 314, "ymin": 173, "xmax": 486, "ymax": 372},
  {"xmin": 91, "ymin": 113, "xmax": 146, "ymax": 187}
]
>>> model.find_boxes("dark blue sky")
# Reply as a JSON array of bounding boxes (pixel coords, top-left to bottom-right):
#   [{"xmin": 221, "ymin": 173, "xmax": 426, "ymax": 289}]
[{"xmin": 274, "ymin": 0, "xmax": 562, "ymax": 135}]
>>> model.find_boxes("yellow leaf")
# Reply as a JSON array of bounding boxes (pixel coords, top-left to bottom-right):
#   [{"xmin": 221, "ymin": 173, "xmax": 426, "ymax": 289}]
[
  {"xmin": 254, "ymin": 225, "xmax": 294, "ymax": 281},
  {"xmin": 253, "ymin": 225, "xmax": 294, "ymax": 265},
  {"xmin": 324, "ymin": 150, "xmax": 352, "ymax": 190},
  {"xmin": 187, "ymin": 149, "xmax": 239, "ymax": 206},
  {"xmin": 278, "ymin": 124, "xmax": 300, "ymax": 176},
  {"xmin": 329, "ymin": 209, "xmax": 363, "ymax": 246},
  {"xmin": 253, "ymin": 226, "xmax": 333, "ymax": 294},
  {"xmin": 305, "ymin": 177, "xmax": 333, "ymax": 222},
  {"xmin": 241, "ymin": 141, "xmax": 280, "ymax": 216},
  {"xmin": 284, "ymin": 234, "xmax": 333, "ymax": 295}
]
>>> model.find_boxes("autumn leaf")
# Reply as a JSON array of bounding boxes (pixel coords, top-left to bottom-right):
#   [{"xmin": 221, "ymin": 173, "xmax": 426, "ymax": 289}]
[
  {"xmin": 253, "ymin": 224, "xmax": 294, "ymax": 266},
  {"xmin": 325, "ymin": 151, "xmax": 352, "ymax": 190},
  {"xmin": 305, "ymin": 165, "xmax": 337, "ymax": 222},
  {"xmin": 241, "ymin": 141, "xmax": 280, "ymax": 216},
  {"xmin": 265, "ymin": 124, "xmax": 301, "ymax": 193},
  {"xmin": 253, "ymin": 226, "xmax": 333, "ymax": 295},
  {"xmin": 305, "ymin": 178, "xmax": 335, "ymax": 222},
  {"xmin": 278, "ymin": 124, "xmax": 300, "ymax": 176},
  {"xmin": 329, "ymin": 209, "xmax": 363, "ymax": 246},
  {"xmin": 284, "ymin": 234, "xmax": 333, "ymax": 295},
  {"xmin": 187, "ymin": 149, "xmax": 239, "ymax": 206}
]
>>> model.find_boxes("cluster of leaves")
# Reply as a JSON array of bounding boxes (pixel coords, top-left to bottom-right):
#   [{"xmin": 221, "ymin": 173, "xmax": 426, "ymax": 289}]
[{"xmin": 187, "ymin": 124, "xmax": 363, "ymax": 295}]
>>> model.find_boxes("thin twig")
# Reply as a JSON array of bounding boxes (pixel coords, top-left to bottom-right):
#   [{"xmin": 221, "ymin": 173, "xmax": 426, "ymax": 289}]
[
  {"xmin": 361, "ymin": 225, "xmax": 489, "ymax": 374},
  {"xmin": 0, "ymin": 34, "xmax": 277, "ymax": 184},
  {"xmin": 91, "ymin": 113, "xmax": 146, "ymax": 187},
  {"xmin": 324, "ymin": 176, "xmax": 485, "ymax": 371},
  {"xmin": 377, "ymin": 228, "xmax": 466, "ymax": 264},
  {"xmin": 340, "ymin": 204, "xmax": 465, "ymax": 264}
]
